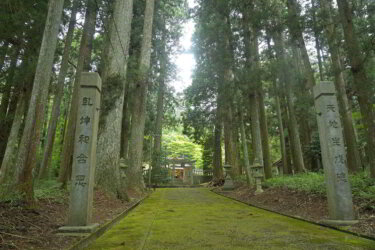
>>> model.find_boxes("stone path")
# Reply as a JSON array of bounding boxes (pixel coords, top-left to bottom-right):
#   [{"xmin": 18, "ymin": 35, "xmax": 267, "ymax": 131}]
[{"xmin": 88, "ymin": 188, "xmax": 374, "ymax": 249}]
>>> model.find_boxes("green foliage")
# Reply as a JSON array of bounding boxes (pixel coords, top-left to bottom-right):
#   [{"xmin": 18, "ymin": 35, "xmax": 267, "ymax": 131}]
[
  {"xmin": 264, "ymin": 172, "xmax": 375, "ymax": 204},
  {"xmin": 34, "ymin": 180, "xmax": 66, "ymax": 202},
  {"xmin": 264, "ymin": 172, "xmax": 326, "ymax": 195},
  {"xmin": 0, "ymin": 180, "xmax": 66, "ymax": 203},
  {"xmin": 162, "ymin": 129, "xmax": 203, "ymax": 168}
]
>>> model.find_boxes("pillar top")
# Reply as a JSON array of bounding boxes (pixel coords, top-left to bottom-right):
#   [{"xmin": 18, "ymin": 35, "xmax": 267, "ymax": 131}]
[
  {"xmin": 313, "ymin": 81, "xmax": 336, "ymax": 100},
  {"xmin": 80, "ymin": 72, "xmax": 102, "ymax": 92}
]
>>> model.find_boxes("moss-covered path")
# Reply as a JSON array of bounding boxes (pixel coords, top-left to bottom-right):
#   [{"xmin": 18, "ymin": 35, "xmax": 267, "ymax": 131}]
[{"xmin": 88, "ymin": 188, "xmax": 374, "ymax": 249}]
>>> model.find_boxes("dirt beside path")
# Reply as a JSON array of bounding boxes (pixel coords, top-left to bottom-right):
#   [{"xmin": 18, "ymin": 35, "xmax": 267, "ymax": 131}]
[
  {"xmin": 0, "ymin": 189, "xmax": 141, "ymax": 250},
  {"xmin": 216, "ymin": 186, "xmax": 375, "ymax": 239}
]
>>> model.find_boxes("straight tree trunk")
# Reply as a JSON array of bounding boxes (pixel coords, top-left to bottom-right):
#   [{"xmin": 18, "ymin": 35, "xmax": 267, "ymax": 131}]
[
  {"xmin": 320, "ymin": 0, "xmax": 362, "ymax": 173},
  {"xmin": 311, "ymin": 0, "xmax": 324, "ymax": 81},
  {"xmin": 239, "ymin": 105, "xmax": 251, "ymax": 185},
  {"xmin": 273, "ymin": 31, "xmax": 306, "ymax": 173},
  {"xmin": 59, "ymin": 0, "xmax": 96, "ymax": 186},
  {"xmin": 0, "ymin": 48, "xmax": 20, "ymax": 164},
  {"xmin": 286, "ymin": 0, "xmax": 316, "ymax": 90},
  {"xmin": 152, "ymin": 20, "xmax": 167, "ymax": 170},
  {"xmin": 0, "ymin": 92, "xmax": 26, "ymax": 183},
  {"xmin": 126, "ymin": 0, "xmax": 155, "ymax": 192},
  {"xmin": 38, "ymin": 0, "xmax": 79, "ymax": 179},
  {"xmin": 15, "ymin": 0, "xmax": 65, "ymax": 204},
  {"xmin": 213, "ymin": 102, "xmax": 223, "ymax": 182},
  {"xmin": 120, "ymin": 79, "xmax": 131, "ymax": 159},
  {"xmin": 96, "ymin": 0, "xmax": 133, "ymax": 199},
  {"xmin": 337, "ymin": 0, "xmax": 375, "ymax": 177},
  {"xmin": 258, "ymin": 90, "xmax": 272, "ymax": 179},
  {"xmin": 274, "ymin": 83, "xmax": 288, "ymax": 175},
  {"xmin": 249, "ymin": 92, "xmax": 264, "ymax": 169}
]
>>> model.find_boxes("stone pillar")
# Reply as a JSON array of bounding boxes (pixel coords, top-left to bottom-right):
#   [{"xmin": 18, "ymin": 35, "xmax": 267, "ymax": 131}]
[
  {"xmin": 313, "ymin": 82, "xmax": 356, "ymax": 224},
  {"xmin": 60, "ymin": 73, "xmax": 101, "ymax": 233}
]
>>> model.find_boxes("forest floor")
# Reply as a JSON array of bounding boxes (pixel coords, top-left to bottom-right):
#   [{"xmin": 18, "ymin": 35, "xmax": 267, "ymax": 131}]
[
  {"xmin": 88, "ymin": 188, "xmax": 374, "ymax": 249},
  {"xmin": 216, "ymin": 185, "xmax": 375, "ymax": 239},
  {"xmin": 0, "ymin": 188, "xmax": 143, "ymax": 250}
]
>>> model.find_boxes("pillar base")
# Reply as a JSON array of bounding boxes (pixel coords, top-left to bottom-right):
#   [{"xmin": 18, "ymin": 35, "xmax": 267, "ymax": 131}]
[
  {"xmin": 254, "ymin": 189, "xmax": 264, "ymax": 195},
  {"xmin": 58, "ymin": 223, "xmax": 99, "ymax": 234},
  {"xmin": 319, "ymin": 220, "xmax": 358, "ymax": 226}
]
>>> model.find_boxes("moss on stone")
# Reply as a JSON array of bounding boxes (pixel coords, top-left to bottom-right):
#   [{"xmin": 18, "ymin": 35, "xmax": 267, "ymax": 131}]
[{"xmin": 88, "ymin": 188, "xmax": 375, "ymax": 249}]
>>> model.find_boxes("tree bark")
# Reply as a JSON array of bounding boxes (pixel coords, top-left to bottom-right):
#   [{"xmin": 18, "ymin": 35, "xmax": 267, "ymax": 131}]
[
  {"xmin": 311, "ymin": 0, "xmax": 324, "ymax": 81},
  {"xmin": 286, "ymin": 0, "xmax": 316, "ymax": 89},
  {"xmin": 95, "ymin": 0, "xmax": 133, "ymax": 199},
  {"xmin": 152, "ymin": 18, "xmax": 166, "ymax": 172},
  {"xmin": 126, "ymin": 0, "xmax": 155, "ymax": 192},
  {"xmin": 59, "ymin": 0, "xmax": 96, "ymax": 186},
  {"xmin": 0, "ymin": 48, "xmax": 20, "ymax": 164},
  {"xmin": 273, "ymin": 83, "xmax": 288, "ymax": 175},
  {"xmin": 337, "ymin": 0, "xmax": 375, "ymax": 177},
  {"xmin": 120, "ymin": 79, "xmax": 131, "ymax": 159},
  {"xmin": 38, "ymin": 0, "xmax": 79, "ymax": 179},
  {"xmin": 0, "ymin": 92, "xmax": 26, "ymax": 183},
  {"xmin": 213, "ymin": 102, "xmax": 223, "ymax": 182},
  {"xmin": 258, "ymin": 90, "xmax": 272, "ymax": 179},
  {"xmin": 15, "ymin": 0, "xmax": 65, "ymax": 204},
  {"xmin": 320, "ymin": 0, "xmax": 362, "ymax": 173},
  {"xmin": 239, "ymin": 105, "xmax": 251, "ymax": 185},
  {"xmin": 273, "ymin": 31, "xmax": 306, "ymax": 173}
]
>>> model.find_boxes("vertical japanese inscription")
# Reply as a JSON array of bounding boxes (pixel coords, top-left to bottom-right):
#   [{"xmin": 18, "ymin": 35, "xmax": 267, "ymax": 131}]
[
  {"xmin": 314, "ymin": 82, "xmax": 354, "ymax": 220},
  {"xmin": 68, "ymin": 73, "xmax": 101, "ymax": 226}
]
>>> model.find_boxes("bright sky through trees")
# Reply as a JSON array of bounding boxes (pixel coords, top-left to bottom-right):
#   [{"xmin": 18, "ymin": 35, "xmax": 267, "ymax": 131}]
[{"xmin": 173, "ymin": 0, "xmax": 196, "ymax": 93}]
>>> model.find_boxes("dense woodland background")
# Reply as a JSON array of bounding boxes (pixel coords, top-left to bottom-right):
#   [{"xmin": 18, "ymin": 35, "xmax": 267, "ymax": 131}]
[{"xmin": 0, "ymin": 0, "xmax": 374, "ymax": 206}]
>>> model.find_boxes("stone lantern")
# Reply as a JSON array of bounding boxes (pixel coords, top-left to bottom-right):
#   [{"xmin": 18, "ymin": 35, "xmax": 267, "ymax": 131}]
[
  {"xmin": 222, "ymin": 164, "xmax": 234, "ymax": 191},
  {"xmin": 250, "ymin": 164, "xmax": 264, "ymax": 195}
]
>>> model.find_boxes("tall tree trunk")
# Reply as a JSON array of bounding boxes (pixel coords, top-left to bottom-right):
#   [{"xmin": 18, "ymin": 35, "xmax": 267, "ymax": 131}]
[
  {"xmin": 14, "ymin": 0, "xmax": 65, "ymax": 204},
  {"xmin": 59, "ymin": 0, "xmax": 96, "ymax": 186},
  {"xmin": 152, "ymin": 38, "xmax": 166, "ymax": 173},
  {"xmin": 286, "ymin": 0, "xmax": 316, "ymax": 90},
  {"xmin": 120, "ymin": 79, "xmax": 131, "ymax": 159},
  {"xmin": 0, "ymin": 92, "xmax": 26, "ymax": 183},
  {"xmin": 258, "ymin": 90, "xmax": 272, "ymax": 179},
  {"xmin": 273, "ymin": 31, "xmax": 306, "ymax": 173},
  {"xmin": 274, "ymin": 83, "xmax": 288, "ymax": 175},
  {"xmin": 249, "ymin": 92, "xmax": 264, "ymax": 169},
  {"xmin": 337, "ymin": 0, "xmax": 375, "ymax": 177},
  {"xmin": 0, "ymin": 48, "xmax": 19, "ymax": 120},
  {"xmin": 239, "ymin": 105, "xmax": 251, "ymax": 184},
  {"xmin": 126, "ymin": 0, "xmax": 155, "ymax": 192},
  {"xmin": 0, "ymin": 47, "xmax": 20, "ymax": 162},
  {"xmin": 38, "ymin": 0, "xmax": 79, "ymax": 179},
  {"xmin": 0, "ymin": 48, "xmax": 20, "ymax": 164},
  {"xmin": 213, "ymin": 102, "xmax": 223, "ymax": 182},
  {"xmin": 242, "ymin": 6, "xmax": 265, "ymax": 178},
  {"xmin": 320, "ymin": 0, "xmax": 362, "ymax": 173},
  {"xmin": 96, "ymin": 0, "xmax": 133, "ymax": 199},
  {"xmin": 311, "ymin": 0, "xmax": 324, "ymax": 81}
]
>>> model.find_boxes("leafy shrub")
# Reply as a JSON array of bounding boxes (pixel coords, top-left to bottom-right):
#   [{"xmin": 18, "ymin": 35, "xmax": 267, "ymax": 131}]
[{"xmin": 263, "ymin": 172, "xmax": 375, "ymax": 203}]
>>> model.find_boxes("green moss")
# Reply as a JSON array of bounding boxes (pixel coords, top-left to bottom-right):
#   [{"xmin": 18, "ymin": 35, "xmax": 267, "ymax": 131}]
[
  {"xmin": 99, "ymin": 75, "xmax": 124, "ymax": 132},
  {"xmin": 88, "ymin": 188, "xmax": 375, "ymax": 249}
]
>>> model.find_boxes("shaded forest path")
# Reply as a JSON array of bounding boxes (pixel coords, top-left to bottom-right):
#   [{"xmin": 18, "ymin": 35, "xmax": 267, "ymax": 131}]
[{"xmin": 87, "ymin": 188, "xmax": 374, "ymax": 249}]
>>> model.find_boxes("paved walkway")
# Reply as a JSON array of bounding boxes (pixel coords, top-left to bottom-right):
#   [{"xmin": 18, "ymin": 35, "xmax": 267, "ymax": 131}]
[{"xmin": 88, "ymin": 188, "xmax": 374, "ymax": 249}]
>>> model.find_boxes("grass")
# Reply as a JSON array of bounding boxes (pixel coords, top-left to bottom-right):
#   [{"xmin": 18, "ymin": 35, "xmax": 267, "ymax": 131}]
[
  {"xmin": 263, "ymin": 172, "xmax": 375, "ymax": 208},
  {"xmin": 87, "ymin": 188, "xmax": 375, "ymax": 249}
]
